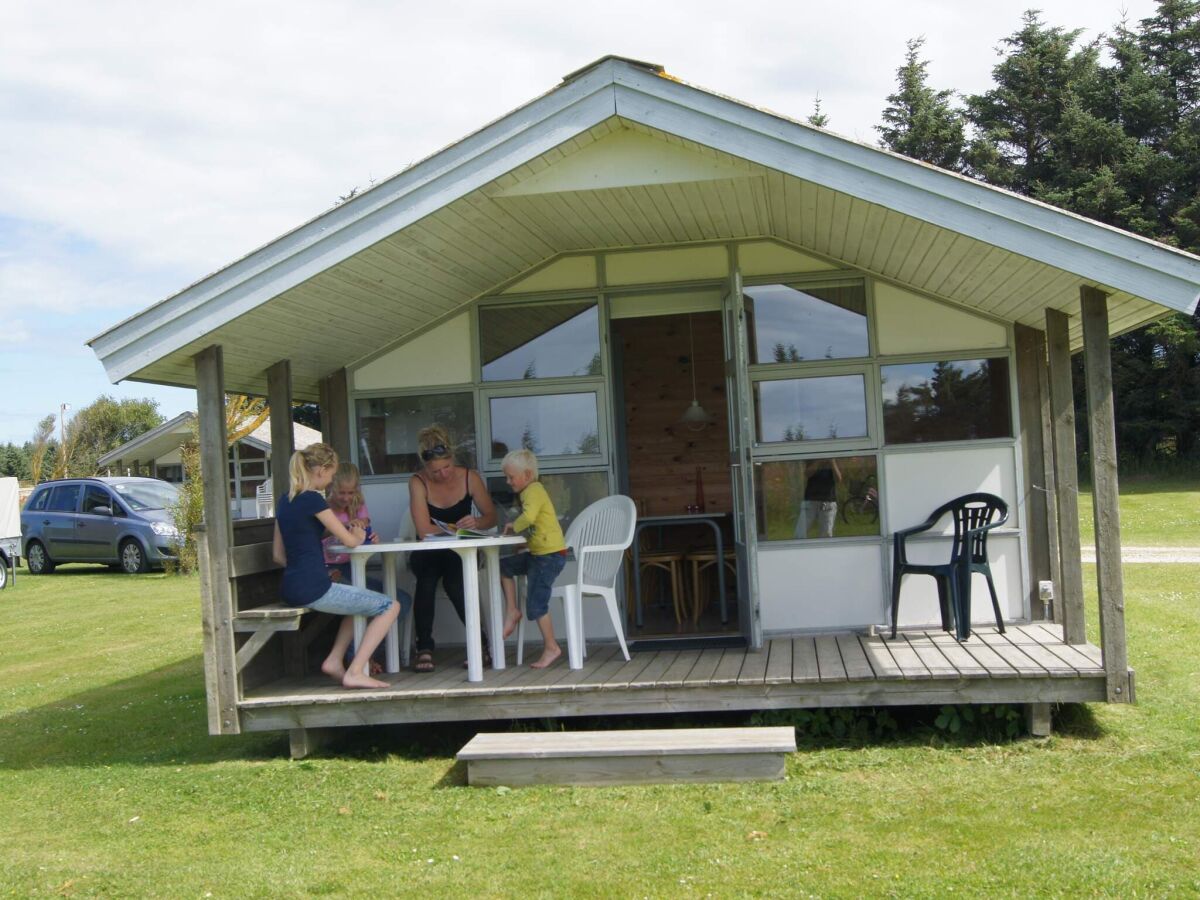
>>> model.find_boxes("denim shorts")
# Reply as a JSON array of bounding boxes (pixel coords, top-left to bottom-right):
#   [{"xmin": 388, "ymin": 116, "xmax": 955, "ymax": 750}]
[
  {"xmin": 501, "ymin": 551, "xmax": 567, "ymax": 621},
  {"xmin": 309, "ymin": 581, "xmax": 395, "ymax": 618}
]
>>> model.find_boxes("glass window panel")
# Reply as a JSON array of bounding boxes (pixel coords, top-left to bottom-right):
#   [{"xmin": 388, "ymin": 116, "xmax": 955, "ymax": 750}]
[
  {"xmin": 489, "ymin": 393, "xmax": 600, "ymax": 460},
  {"xmin": 487, "ymin": 470, "xmax": 609, "ymax": 531},
  {"xmin": 754, "ymin": 375, "xmax": 868, "ymax": 443},
  {"xmin": 239, "ymin": 461, "xmax": 267, "ymax": 477},
  {"xmin": 480, "ymin": 302, "xmax": 601, "ymax": 381},
  {"xmin": 745, "ymin": 283, "xmax": 868, "ymax": 363},
  {"xmin": 28, "ymin": 489, "xmax": 49, "ymax": 511},
  {"xmin": 882, "ymin": 357, "xmax": 1011, "ymax": 444},
  {"xmin": 755, "ymin": 456, "xmax": 880, "ymax": 541},
  {"xmin": 48, "ymin": 484, "xmax": 80, "ymax": 512},
  {"xmin": 355, "ymin": 392, "xmax": 476, "ymax": 476},
  {"xmin": 82, "ymin": 486, "xmax": 112, "ymax": 514}
]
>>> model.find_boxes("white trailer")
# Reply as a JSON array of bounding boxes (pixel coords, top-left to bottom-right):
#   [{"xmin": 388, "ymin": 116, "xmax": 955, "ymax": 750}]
[{"xmin": 0, "ymin": 477, "xmax": 19, "ymax": 590}]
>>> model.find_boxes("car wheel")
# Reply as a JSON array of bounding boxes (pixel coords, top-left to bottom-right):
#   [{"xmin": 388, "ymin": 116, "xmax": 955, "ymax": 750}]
[
  {"xmin": 26, "ymin": 541, "xmax": 55, "ymax": 575},
  {"xmin": 0, "ymin": 560, "xmax": 7, "ymax": 590},
  {"xmin": 120, "ymin": 539, "xmax": 149, "ymax": 574}
]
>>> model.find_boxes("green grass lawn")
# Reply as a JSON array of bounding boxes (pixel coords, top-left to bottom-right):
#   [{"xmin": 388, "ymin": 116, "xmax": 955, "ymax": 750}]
[
  {"xmin": 1079, "ymin": 474, "xmax": 1200, "ymax": 546},
  {"xmin": 2, "ymin": 515, "xmax": 1199, "ymax": 894}
]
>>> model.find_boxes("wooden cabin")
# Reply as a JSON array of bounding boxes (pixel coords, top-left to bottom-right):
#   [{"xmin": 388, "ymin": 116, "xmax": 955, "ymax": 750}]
[{"xmin": 90, "ymin": 56, "xmax": 1200, "ymax": 755}]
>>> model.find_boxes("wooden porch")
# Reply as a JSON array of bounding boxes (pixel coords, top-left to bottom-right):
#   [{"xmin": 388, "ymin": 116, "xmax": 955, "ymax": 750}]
[{"xmin": 237, "ymin": 624, "xmax": 1112, "ymax": 734}]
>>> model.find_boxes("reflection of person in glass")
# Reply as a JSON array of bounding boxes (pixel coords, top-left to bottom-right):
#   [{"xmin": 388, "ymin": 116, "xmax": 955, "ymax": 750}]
[{"xmin": 794, "ymin": 458, "xmax": 842, "ymax": 539}]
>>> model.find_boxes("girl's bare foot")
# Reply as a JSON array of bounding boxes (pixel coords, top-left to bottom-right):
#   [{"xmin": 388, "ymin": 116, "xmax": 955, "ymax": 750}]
[
  {"xmin": 342, "ymin": 670, "xmax": 389, "ymax": 689},
  {"xmin": 502, "ymin": 610, "xmax": 522, "ymax": 639},
  {"xmin": 321, "ymin": 658, "xmax": 347, "ymax": 682},
  {"xmin": 530, "ymin": 646, "xmax": 562, "ymax": 669}
]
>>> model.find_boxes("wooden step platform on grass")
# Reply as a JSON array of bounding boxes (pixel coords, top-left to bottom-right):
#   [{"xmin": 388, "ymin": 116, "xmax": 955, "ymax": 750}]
[{"xmin": 456, "ymin": 726, "xmax": 797, "ymax": 786}]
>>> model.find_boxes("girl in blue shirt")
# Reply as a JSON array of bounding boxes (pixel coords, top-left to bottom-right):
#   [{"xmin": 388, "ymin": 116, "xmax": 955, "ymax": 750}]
[{"xmin": 273, "ymin": 443, "xmax": 399, "ymax": 689}]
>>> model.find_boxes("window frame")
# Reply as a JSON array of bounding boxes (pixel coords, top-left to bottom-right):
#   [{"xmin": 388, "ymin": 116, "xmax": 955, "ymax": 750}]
[
  {"xmin": 474, "ymin": 296, "xmax": 606, "ymax": 386},
  {"xmin": 877, "ymin": 350, "xmax": 1018, "ymax": 449},
  {"xmin": 744, "ymin": 276, "xmax": 879, "ymax": 457},
  {"xmin": 353, "ymin": 386, "xmax": 480, "ymax": 480},
  {"xmin": 479, "ymin": 382, "xmax": 609, "ymax": 473},
  {"xmin": 752, "ymin": 452, "xmax": 884, "ymax": 545}
]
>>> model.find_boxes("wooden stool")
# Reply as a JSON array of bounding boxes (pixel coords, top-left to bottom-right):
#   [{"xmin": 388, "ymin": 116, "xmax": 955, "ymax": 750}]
[
  {"xmin": 638, "ymin": 550, "xmax": 687, "ymax": 624},
  {"xmin": 685, "ymin": 549, "xmax": 737, "ymax": 625}
]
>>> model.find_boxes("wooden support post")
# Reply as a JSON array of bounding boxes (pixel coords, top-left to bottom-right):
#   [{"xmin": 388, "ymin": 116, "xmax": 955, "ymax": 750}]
[
  {"xmin": 319, "ymin": 368, "xmax": 351, "ymax": 461},
  {"xmin": 1025, "ymin": 702, "xmax": 1052, "ymax": 737},
  {"xmin": 289, "ymin": 727, "xmax": 330, "ymax": 760},
  {"xmin": 195, "ymin": 345, "xmax": 241, "ymax": 735},
  {"xmin": 1045, "ymin": 309, "xmax": 1086, "ymax": 644},
  {"xmin": 266, "ymin": 359, "xmax": 294, "ymax": 507},
  {"xmin": 1014, "ymin": 324, "xmax": 1060, "ymax": 619},
  {"xmin": 1080, "ymin": 287, "xmax": 1130, "ymax": 704}
]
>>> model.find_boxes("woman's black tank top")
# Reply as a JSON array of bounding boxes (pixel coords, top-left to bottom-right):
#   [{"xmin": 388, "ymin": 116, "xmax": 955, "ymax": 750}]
[{"xmin": 418, "ymin": 469, "xmax": 472, "ymax": 523}]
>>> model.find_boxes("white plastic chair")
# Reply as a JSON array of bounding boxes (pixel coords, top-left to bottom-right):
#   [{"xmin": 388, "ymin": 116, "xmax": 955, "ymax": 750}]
[
  {"xmin": 255, "ymin": 483, "xmax": 274, "ymax": 518},
  {"xmin": 516, "ymin": 495, "xmax": 637, "ymax": 670}
]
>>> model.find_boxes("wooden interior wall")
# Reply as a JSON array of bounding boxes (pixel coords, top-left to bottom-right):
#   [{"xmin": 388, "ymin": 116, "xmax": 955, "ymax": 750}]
[{"xmin": 614, "ymin": 311, "xmax": 731, "ymax": 517}]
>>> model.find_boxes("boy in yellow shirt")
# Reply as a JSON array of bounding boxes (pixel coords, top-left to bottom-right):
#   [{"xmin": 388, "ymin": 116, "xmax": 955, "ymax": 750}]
[{"xmin": 500, "ymin": 449, "xmax": 568, "ymax": 668}]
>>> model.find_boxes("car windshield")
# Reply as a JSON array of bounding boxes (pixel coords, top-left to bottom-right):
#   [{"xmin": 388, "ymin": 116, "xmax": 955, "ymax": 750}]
[{"xmin": 111, "ymin": 481, "xmax": 180, "ymax": 511}]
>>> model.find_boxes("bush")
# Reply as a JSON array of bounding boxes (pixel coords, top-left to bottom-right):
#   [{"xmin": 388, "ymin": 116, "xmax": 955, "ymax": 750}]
[{"xmin": 167, "ymin": 425, "xmax": 204, "ymax": 575}]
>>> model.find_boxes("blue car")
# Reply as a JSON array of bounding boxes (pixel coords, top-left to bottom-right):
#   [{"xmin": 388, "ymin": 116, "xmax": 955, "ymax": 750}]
[{"xmin": 21, "ymin": 477, "xmax": 182, "ymax": 574}]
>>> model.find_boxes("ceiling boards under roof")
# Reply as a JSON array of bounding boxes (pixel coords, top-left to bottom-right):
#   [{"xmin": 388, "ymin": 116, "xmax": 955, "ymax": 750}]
[{"xmin": 89, "ymin": 57, "xmax": 1200, "ymax": 400}]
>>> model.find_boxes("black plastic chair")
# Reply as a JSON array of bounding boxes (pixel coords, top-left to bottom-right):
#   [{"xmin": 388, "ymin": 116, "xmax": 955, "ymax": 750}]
[{"xmin": 889, "ymin": 493, "xmax": 1009, "ymax": 641}]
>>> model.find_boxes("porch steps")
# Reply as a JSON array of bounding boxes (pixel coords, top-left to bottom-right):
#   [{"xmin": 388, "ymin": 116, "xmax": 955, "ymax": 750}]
[{"xmin": 456, "ymin": 726, "xmax": 796, "ymax": 787}]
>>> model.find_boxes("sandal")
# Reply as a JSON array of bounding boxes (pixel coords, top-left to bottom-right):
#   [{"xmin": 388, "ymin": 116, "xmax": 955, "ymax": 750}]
[
  {"xmin": 462, "ymin": 648, "xmax": 492, "ymax": 669},
  {"xmin": 414, "ymin": 651, "xmax": 435, "ymax": 673}
]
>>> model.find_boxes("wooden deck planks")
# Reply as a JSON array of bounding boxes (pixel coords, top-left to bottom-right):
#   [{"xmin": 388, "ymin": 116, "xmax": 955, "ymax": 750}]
[
  {"xmin": 835, "ymin": 635, "xmax": 876, "ymax": 681},
  {"xmin": 815, "ymin": 636, "xmax": 848, "ymax": 682},
  {"xmin": 792, "ymin": 638, "xmax": 821, "ymax": 683},
  {"xmin": 602, "ymin": 651, "xmax": 659, "ymax": 689},
  {"xmin": 881, "ymin": 636, "xmax": 932, "ymax": 679},
  {"xmin": 625, "ymin": 650, "xmax": 679, "ymax": 689},
  {"xmin": 1013, "ymin": 627, "xmax": 1102, "ymax": 674},
  {"xmin": 952, "ymin": 636, "xmax": 1018, "ymax": 678},
  {"xmin": 762, "ymin": 639, "xmax": 794, "ymax": 684},
  {"xmin": 685, "ymin": 648, "xmax": 728, "ymax": 685},
  {"xmin": 975, "ymin": 631, "xmax": 1050, "ymax": 677},
  {"xmin": 711, "ymin": 649, "xmax": 748, "ymax": 685},
  {"xmin": 240, "ymin": 627, "xmax": 1112, "ymax": 724},
  {"xmin": 858, "ymin": 635, "xmax": 904, "ymax": 680},
  {"xmin": 994, "ymin": 630, "xmax": 1077, "ymax": 677},
  {"xmin": 927, "ymin": 632, "xmax": 990, "ymax": 677},
  {"xmin": 734, "ymin": 645, "xmax": 769, "ymax": 685},
  {"xmin": 656, "ymin": 649, "xmax": 705, "ymax": 687},
  {"xmin": 547, "ymin": 645, "xmax": 623, "ymax": 691},
  {"xmin": 904, "ymin": 633, "xmax": 962, "ymax": 677}
]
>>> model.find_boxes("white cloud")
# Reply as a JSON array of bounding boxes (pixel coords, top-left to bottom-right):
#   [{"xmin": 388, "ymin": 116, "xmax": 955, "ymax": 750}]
[{"xmin": 0, "ymin": 318, "xmax": 30, "ymax": 344}]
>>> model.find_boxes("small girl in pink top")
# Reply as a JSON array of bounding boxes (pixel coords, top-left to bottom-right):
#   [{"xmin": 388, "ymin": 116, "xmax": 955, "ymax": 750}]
[{"xmin": 323, "ymin": 463, "xmax": 380, "ymax": 585}]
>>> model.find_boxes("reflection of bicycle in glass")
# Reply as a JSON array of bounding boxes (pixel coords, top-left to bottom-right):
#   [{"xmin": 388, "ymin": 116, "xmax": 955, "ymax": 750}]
[{"xmin": 841, "ymin": 475, "xmax": 879, "ymax": 524}]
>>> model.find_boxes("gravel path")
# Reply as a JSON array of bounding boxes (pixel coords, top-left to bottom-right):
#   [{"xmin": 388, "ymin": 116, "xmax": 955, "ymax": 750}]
[{"xmin": 1080, "ymin": 546, "xmax": 1200, "ymax": 564}]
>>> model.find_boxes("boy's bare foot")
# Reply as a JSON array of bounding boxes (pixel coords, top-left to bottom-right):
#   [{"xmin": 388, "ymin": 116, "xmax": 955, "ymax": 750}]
[
  {"xmin": 321, "ymin": 658, "xmax": 347, "ymax": 682},
  {"xmin": 342, "ymin": 670, "xmax": 389, "ymax": 689},
  {"xmin": 502, "ymin": 610, "xmax": 522, "ymax": 639},
  {"xmin": 530, "ymin": 646, "xmax": 562, "ymax": 669}
]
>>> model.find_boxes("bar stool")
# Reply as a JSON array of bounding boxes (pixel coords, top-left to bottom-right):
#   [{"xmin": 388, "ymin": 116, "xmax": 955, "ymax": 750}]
[
  {"xmin": 684, "ymin": 549, "xmax": 737, "ymax": 625},
  {"xmin": 633, "ymin": 544, "xmax": 687, "ymax": 625}
]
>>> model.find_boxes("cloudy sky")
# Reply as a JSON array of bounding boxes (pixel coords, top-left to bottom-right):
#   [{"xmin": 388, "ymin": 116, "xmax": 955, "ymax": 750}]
[{"xmin": 0, "ymin": 0, "xmax": 1159, "ymax": 444}]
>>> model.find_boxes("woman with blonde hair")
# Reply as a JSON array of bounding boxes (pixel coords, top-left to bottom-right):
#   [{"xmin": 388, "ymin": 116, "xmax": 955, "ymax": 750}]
[
  {"xmin": 273, "ymin": 443, "xmax": 399, "ymax": 689},
  {"xmin": 407, "ymin": 425, "xmax": 498, "ymax": 673}
]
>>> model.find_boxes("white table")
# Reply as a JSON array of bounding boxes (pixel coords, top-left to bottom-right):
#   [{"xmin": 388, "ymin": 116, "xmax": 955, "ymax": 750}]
[{"xmin": 334, "ymin": 535, "xmax": 526, "ymax": 683}]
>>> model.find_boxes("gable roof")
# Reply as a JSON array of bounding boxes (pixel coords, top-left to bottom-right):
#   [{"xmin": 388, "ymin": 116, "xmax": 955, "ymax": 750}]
[
  {"xmin": 96, "ymin": 413, "xmax": 322, "ymax": 467},
  {"xmin": 90, "ymin": 56, "xmax": 1200, "ymax": 399}
]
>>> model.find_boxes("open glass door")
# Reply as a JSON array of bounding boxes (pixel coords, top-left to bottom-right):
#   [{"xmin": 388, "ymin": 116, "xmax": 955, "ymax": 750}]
[{"xmin": 722, "ymin": 270, "xmax": 763, "ymax": 649}]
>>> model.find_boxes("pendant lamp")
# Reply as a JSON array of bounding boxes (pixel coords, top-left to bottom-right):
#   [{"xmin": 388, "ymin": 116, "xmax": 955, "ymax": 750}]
[{"xmin": 680, "ymin": 315, "xmax": 714, "ymax": 431}]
